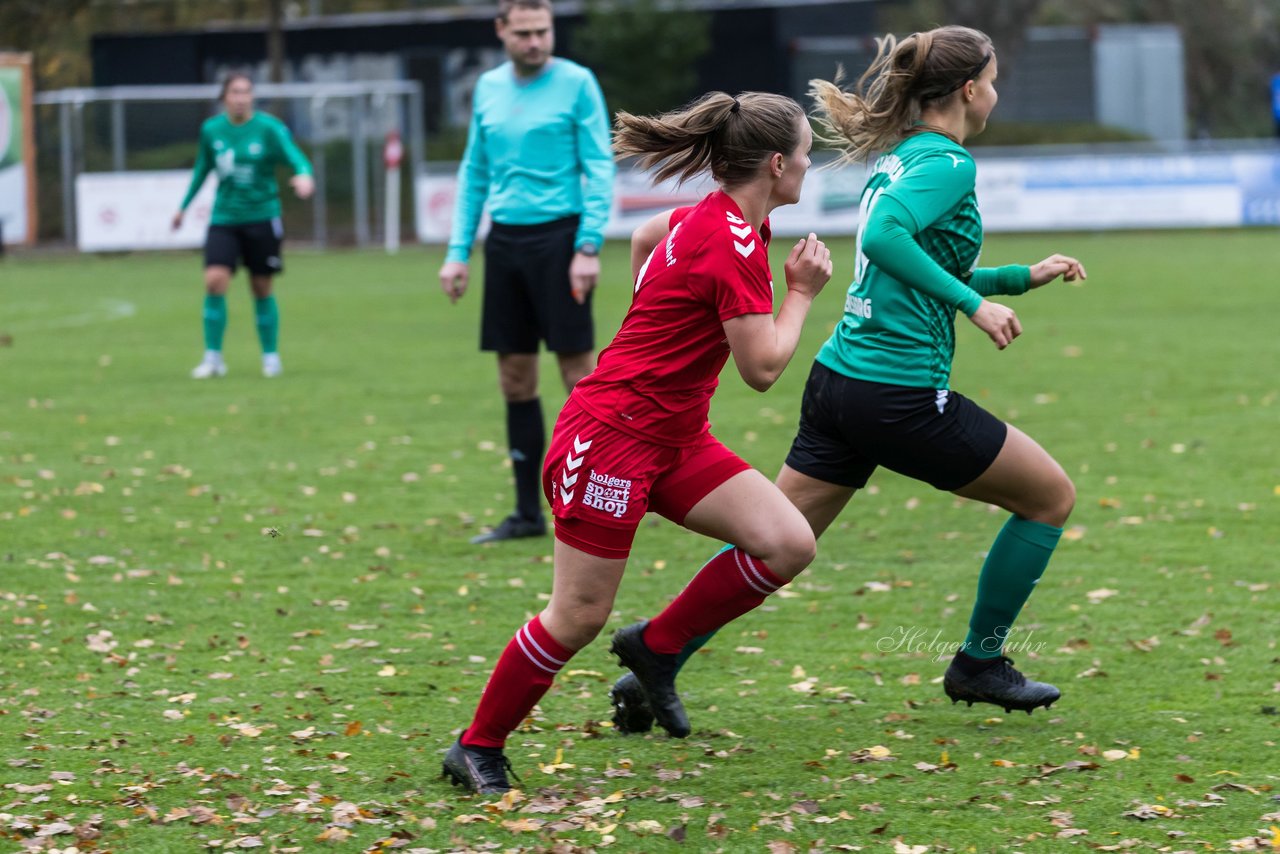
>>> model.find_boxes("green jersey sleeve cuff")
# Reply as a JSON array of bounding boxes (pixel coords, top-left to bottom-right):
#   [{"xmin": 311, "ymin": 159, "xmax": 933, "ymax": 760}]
[
  {"xmin": 445, "ymin": 247, "xmax": 471, "ymax": 265},
  {"xmin": 967, "ymin": 265, "xmax": 1032, "ymax": 296},
  {"xmin": 957, "ymin": 290, "xmax": 983, "ymax": 317}
]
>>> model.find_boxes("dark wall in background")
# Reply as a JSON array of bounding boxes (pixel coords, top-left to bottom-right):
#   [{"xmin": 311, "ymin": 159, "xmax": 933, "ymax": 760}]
[{"xmin": 92, "ymin": 2, "xmax": 881, "ymax": 135}]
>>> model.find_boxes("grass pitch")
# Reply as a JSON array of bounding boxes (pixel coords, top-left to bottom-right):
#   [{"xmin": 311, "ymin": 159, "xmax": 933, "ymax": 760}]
[{"xmin": 1, "ymin": 229, "xmax": 1278, "ymax": 852}]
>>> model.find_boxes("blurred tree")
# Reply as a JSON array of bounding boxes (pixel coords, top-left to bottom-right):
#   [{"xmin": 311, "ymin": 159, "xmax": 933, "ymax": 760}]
[
  {"xmin": 0, "ymin": 0, "xmax": 95, "ymax": 90},
  {"xmin": 572, "ymin": 0, "xmax": 711, "ymax": 117}
]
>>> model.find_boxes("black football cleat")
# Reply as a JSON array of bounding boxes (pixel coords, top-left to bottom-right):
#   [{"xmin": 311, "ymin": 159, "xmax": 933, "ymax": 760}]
[
  {"xmin": 469, "ymin": 513, "xmax": 547, "ymax": 545},
  {"xmin": 609, "ymin": 671, "xmax": 655, "ymax": 735},
  {"xmin": 609, "ymin": 621, "xmax": 690, "ymax": 738},
  {"xmin": 441, "ymin": 739, "xmax": 519, "ymax": 794},
  {"xmin": 943, "ymin": 655, "xmax": 1060, "ymax": 714}
]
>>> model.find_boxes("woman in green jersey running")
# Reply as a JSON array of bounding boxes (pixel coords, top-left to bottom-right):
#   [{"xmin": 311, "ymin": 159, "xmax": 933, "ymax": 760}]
[
  {"xmin": 609, "ymin": 25, "xmax": 1088, "ymax": 737},
  {"xmin": 172, "ymin": 72, "xmax": 314, "ymax": 379}
]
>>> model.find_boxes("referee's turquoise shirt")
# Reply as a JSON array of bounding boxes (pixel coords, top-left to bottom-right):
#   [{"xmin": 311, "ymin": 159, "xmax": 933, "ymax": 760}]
[{"xmin": 446, "ymin": 58, "xmax": 615, "ymax": 264}]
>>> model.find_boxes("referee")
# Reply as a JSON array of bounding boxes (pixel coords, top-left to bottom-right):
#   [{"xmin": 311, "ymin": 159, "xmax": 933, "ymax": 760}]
[{"xmin": 438, "ymin": 0, "xmax": 615, "ymax": 544}]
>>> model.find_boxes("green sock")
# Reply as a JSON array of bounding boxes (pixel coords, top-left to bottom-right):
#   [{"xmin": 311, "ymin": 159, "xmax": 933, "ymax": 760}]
[
  {"xmin": 254, "ymin": 295, "xmax": 279, "ymax": 354},
  {"xmin": 671, "ymin": 544, "xmax": 734, "ymax": 671},
  {"xmin": 202, "ymin": 294, "xmax": 227, "ymax": 351},
  {"xmin": 675, "ymin": 627, "xmax": 718, "ymax": 669},
  {"xmin": 963, "ymin": 515, "xmax": 1063, "ymax": 659}
]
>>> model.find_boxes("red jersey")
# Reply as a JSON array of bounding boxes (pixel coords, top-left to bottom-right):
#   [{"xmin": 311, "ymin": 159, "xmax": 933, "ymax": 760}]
[{"xmin": 572, "ymin": 190, "xmax": 775, "ymax": 447}]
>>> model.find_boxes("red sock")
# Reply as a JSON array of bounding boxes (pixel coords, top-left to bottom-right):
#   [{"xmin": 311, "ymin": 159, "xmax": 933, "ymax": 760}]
[
  {"xmin": 643, "ymin": 547, "xmax": 785, "ymax": 654},
  {"xmin": 462, "ymin": 615, "xmax": 573, "ymax": 748}
]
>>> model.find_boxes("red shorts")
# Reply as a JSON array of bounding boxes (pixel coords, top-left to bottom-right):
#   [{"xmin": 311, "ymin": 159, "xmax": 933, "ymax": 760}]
[{"xmin": 542, "ymin": 398, "xmax": 750, "ymax": 560}]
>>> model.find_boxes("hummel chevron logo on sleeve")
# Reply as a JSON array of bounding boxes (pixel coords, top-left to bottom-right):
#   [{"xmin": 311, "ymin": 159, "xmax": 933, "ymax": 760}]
[
  {"xmin": 726, "ymin": 212, "xmax": 755, "ymax": 256},
  {"xmin": 948, "ymin": 154, "xmax": 965, "ymax": 167}
]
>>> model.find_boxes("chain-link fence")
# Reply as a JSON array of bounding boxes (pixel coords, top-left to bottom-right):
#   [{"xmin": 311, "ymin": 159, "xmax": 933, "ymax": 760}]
[{"xmin": 33, "ymin": 80, "xmax": 424, "ymax": 247}]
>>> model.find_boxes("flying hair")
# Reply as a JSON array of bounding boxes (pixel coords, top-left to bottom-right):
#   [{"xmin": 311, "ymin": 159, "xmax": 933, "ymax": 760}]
[
  {"xmin": 810, "ymin": 25, "xmax": 993, "ymax": 164},
  {"xmin": 613, "ymin": 91, "xmax": 805, "ymax": 189}
]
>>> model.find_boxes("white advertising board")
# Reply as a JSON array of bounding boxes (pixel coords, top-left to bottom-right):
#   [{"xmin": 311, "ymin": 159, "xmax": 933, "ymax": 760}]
[
  {"xmin": 76, "ymin": 171, "xmax": 215, "ymax": 252},
  {"xmin": 76, "ymin": 149, "xmax": 1280, "ymax": 253},
  {"xmin": 417, "ymin": 150, "xmax": 1280, "ymax": 247}
]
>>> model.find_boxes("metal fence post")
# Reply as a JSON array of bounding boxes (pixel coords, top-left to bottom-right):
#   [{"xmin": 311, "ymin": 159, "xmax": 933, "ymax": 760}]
[
  {"xmin": 60, "ymin": 101, "xmax": 75, "ymax": 245},
  {"xmin": 310, "ymin": 95, "xmax": 327, "ymax": 248},
  {"xmin": 408, "ymin": 84, "xmax": 426, "ymax": 245},
  {"xmin": 370, "ymin": 91, "xmax": 387, "ymax": 242},
  {"xmin": 111, "ymin": 99, "xmax": 126, "ymax": 172},
  {"xmin": 352, "ymin": 93, "xmax": 370, "ymax": 246}
]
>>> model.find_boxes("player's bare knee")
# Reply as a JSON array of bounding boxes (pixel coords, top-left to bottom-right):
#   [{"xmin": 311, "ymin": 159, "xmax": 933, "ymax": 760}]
[
  {"xmin": 761, "ymin": 524, "xmax": 816, "ymax": 580},
  {"xmin": 545, "ymin": 603, "xmax": 608, "ymax": 651},
  {"xmin": 570, "ymin": 608, "xmax": 610, "ymax": 647},
  {"xmin": 1020, "ymin": 474, "xmax": 1074, "ymax": 527},
  {"xmin": 1049, "ymin": 476, "xmax": 1076, "ymax": 527}
]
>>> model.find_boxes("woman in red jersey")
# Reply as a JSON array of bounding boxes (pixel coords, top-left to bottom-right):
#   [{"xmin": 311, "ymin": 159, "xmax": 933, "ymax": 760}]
[{"xmin": 443, "ymin": 90, "xmax": 833, "ymax": 794}]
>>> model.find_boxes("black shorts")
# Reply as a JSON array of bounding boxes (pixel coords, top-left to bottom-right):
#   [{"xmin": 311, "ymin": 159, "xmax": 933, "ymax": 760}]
[
  {"xmin": 481, "ymin": 215, "xmax": 593, "ymax": 354},
  {"xmin": 784, "ymin": 361, "xmax": 1008, "ymax": 491},
  {"xmin": 204, "ymin": 219, "xmax": 284, "ymax": 276}
]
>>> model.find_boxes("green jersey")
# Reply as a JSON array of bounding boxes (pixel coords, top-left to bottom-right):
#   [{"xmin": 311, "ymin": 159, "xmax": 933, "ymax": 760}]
[
  {"xmin": 179, "ymin": 112, "xmax": 312, "ymax": 226},
  {"xmin": 816, "ymin": 132, "xmax": 1029, "ymax": 389}
]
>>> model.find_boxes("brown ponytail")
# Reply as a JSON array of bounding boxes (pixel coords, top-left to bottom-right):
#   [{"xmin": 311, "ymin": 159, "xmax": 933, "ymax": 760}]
[
  {"xmin": 614, "ymin": 91, "xmax": 805, "ymax": 189},
  {"xmin": 810, "ymin": 25, "xmax": 992, "ymax": 164}
]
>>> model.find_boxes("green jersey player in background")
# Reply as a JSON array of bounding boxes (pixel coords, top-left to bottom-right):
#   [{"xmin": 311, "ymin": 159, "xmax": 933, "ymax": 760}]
[
  {"xmin": 172, "ymin": 72, "xmax": 314, "ymax": 379},
  {"xmin": 609, "ymin": 25, "xmax": 1089, "ymax": 738}
]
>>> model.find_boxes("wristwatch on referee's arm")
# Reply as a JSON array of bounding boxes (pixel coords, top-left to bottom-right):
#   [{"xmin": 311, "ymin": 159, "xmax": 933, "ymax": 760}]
[{"xmin": 576, "ymin": 242, "xmax": 599, "ymax": 257}]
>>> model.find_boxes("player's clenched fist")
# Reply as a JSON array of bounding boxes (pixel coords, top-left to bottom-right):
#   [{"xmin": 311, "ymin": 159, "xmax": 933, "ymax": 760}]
[
  {"xmin": 783, "ymin": 232, "xmax": 833, "ymax": 300},
  {"xmin": 969, "ymin": 299, "xmax": 1022, "ymax": 349}
]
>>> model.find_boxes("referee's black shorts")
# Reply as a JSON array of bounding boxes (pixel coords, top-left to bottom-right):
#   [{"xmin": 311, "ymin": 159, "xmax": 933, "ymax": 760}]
[
  {"xmin": 481, "ymin": 215, "xmax": 593, "ymax": 354},
  {"xmin": 784, "ymin": 361, "xmax": 1008, "ymax": 492},
  {"xmin": 204, "ymin": 218, "xmax": 285, "ymax": 276}
]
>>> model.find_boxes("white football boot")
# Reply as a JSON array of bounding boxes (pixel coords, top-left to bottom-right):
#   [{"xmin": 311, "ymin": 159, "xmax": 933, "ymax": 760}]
[
  {"xmin": 262, "ymin": 352, "xmax": 283, "ymax": 378},
  {"xmin": 191, "ymin": 351, "xmax": 227, "ymax": 379}
]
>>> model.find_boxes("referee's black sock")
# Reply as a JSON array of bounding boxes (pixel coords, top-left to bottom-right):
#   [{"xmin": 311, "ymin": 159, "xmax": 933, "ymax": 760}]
[{"xmin": 507, "ymin": 398, "xmax": 545, "ymax": 522}]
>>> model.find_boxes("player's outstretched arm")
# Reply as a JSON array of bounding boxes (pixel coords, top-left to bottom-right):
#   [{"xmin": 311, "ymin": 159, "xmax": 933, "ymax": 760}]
[{"xmin": 174, "ymin": 127, "xmax": 214, "ymax": 231}]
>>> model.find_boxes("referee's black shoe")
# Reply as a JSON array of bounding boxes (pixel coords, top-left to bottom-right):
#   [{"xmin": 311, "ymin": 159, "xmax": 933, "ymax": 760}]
[
  {"xmin": 609, "ymin": 671, "xmax": 655, "ymax": 735},
  {"xmin": 441, "ymin": 739, "xmax": 518, "ymax": 794},
  {"xmin": 943, "ymin": 651, "xmax": 1060, "ymax": 714},
  {"xmin": 469, "ymin": 513, "xmax": 546, "ymax": 545},
  {"xmin": 609, "ymin": 621, "xmax": 690, "ymax": 737}
]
